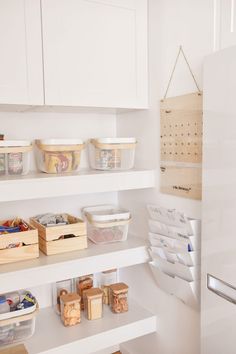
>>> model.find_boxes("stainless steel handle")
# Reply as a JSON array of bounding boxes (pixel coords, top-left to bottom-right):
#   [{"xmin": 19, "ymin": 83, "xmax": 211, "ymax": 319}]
[{"xmin": 207, "ymin": 274, "xmax": 236, "ymax": 305}]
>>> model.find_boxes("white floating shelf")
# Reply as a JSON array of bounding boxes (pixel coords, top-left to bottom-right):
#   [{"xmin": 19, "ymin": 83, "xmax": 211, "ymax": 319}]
[
  {"xmin": 25, "ymin": 302, "xmax": 156, "ymax": 354},
  {"xmin": 0, "ymin": 236, "xmax": 150, "ymax": 293},
  {"xmin": 0, "ymin": 169, "xmax": 156, "ymax": 202}
]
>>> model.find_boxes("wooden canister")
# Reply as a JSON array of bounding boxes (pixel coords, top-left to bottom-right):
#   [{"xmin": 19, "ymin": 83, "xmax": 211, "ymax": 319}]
[
  {"xmin": 83, "ymin": 288, "xmax": 103, "ymax": 320},
  {"xmin": 60, "ymin": 293, "xmax": 81, "ymax": 326},
  {"xmin": 109, "ymin": 283, "xmax": 129, "ymax": 313}
]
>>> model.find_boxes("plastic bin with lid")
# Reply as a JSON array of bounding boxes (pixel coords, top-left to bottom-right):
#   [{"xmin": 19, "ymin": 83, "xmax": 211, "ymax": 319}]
[
  {"xmin": 0, "ymin": 140, "xmax": 32, "ymax": 176},
  {"xmin": 88, "ymin": 137, "xmax": 137, "ymax": 170},
  {"xmin": 35, "ymin": 139, "xmax": 84, "ymax": 174},
  {"xmin": 83, "ymin": 205, "xmax": 131, "ymax": 244}
]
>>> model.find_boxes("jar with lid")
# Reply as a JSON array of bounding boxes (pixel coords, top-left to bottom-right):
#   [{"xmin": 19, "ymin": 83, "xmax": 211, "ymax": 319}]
[
  {"xmin": 0, "ymin": 296, "xmax": 10, "ymax": 314},
  {"xmin": 52, "ymin": 279, "xmax": 73, "ymax": 314},
  {"xmin": 0, "ymin": 296, "xmax": 11, "ymax": 343},
  {"xmin": 100, "ymin": 269, "xmax": 117, "ymax": 305},
  {"xmin": 109, "ymin": 283, "xmax": 128, "ymax": 313},
  {"xmin": 83, "ymin": 288, "xmax": 103, "ymax": 320},
  {"xmin": 75, "ymin": 274, "xmax": 93, "ymax": 310},
  {"xmin": 60, "ymin": 293, "xmax": 81, "ymax": 327}
]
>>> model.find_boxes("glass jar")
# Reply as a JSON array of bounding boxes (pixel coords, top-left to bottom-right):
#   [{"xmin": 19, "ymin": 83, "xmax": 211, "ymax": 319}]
[
  {"xmin": 52, "ymin": 279, "xmax": 73, "ymax": 314},
  {"xmin": 0, "ymin": 296, "xmax": 10, "ymax": 314},
  {"xmin": 100, "ymin": 269, "xmax": 118, "ymax": 305},
  {"xmin": 75, "ymin": 274, "xmax": 93, "ymax": 310},
  {"xmin": 109, "ymin": 283, "xmax": 129, "ymax": 313}
]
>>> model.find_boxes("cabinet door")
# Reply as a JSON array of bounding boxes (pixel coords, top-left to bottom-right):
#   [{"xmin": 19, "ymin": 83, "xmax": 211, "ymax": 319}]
[
  {"xmin": 41, "ymin": 0, "xmax": 148, "ymax": 108},
  {"xmin": 0, "ymin": 0, "xmax": 43, "ymax": 105},
  {"xmin": 215, "ymin": 0, "xmax": 236, "ymax": 49}
]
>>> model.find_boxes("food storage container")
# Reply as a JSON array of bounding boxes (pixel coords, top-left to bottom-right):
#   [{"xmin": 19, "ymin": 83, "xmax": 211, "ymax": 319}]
[
  {"xmin": 89, "ymin": 138, "xmax": 137, "ymax": 170},
  {"xmin": 100, "ymin": 269, "xmax": 118, "ymax": 305},
  {"xmin": 83, "ymin": 288, "xmax": 103, "ymax": 320},
  {"xmin": 0, "ymin": 219, "xmax": 39, "ymax": 265},
  {"xmin": 35, "ymin": 139, "xmax": 84, "ymax": 174},
  {"xmin": 75, "ymin": 275, "xmax": 93, "ymax": 310},
  {"xmin": 30, "ymin": 214, "xmax": 87, "ymax": 256},
  {"xmin": 0, "ymin": 140, "xmax": 32, "ymax": 176},
  {"xmin": 52, "ymin": 279, "xmax": 74, "ymax": 314},
  {"xmin": 0, "ymin": 303, "xmax": 38, "ymax": 345},
  {"xmin": 60, "ymin": 293, "xmax": 81, "ymax": 327},
  {"xmin": 83, "ymin": 205, "xmax": 131, "ymax": 244},
  {"xmin": 109, "ymin": 283, "xmax": 128, "ymax": 313}
]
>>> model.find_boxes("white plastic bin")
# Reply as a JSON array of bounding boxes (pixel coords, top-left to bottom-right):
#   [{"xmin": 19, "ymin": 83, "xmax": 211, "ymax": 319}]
[
  {"xmin": 83, "ymin": 205, "xmax": 131, "ymax": 244},
  {"xmin": 0, "ymin": 140, "xmax": 32, "ymax": 176},
  {"xmin": 35, "ymin": 139, "xmax": 84, "ymax": 174},
  {"xmin": 88, "ymin": 138, "xmax": 137, "ymax": 170},
  {"xmin": 0, "ymin": 303, "xmax": 38, "ymax": 345}
]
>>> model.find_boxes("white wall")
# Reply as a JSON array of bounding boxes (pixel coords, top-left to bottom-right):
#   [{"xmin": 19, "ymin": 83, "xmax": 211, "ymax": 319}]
[{"xmin": 118, "ymin": 1, "xmax": 214, "ymax": 353}]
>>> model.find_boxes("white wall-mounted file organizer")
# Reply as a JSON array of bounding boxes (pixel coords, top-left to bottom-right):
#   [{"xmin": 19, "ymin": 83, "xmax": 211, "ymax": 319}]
[{"xmin": 147, "ymin": 205, "xmax": 201, "ymax": 309}]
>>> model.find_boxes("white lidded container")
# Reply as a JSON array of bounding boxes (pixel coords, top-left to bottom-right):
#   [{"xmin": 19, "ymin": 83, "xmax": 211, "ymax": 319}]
[
  {"xmin": 0, "ymin": 302, "xmax": 38, "ymax": 346},
  {"xmin": 89, "ymin": 138, "xmax": 137, "ymax": 170},
  {"xmin": 0, "ymin": 140, "xmax": 32, "ymax": 176},
  {"xmin": 35, "ymin": 139, "xmax": 84, "ymax": 174},
  {"xmin": 83, "ymin": 205, "xmax": 131, "ymax": 244}
]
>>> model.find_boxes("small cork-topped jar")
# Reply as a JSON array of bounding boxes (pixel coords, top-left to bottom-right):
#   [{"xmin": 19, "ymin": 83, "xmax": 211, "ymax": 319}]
[
  {"xmin": 83, "ymin": 288, "xmax": 103, "ymax": 320},
  {"xmin": 60, "ymin": 293, "xmax": 81, "ymax": 326},
  {"xmin": 109, "ymin": 282, "xmax": 128, "ymax": 314}
]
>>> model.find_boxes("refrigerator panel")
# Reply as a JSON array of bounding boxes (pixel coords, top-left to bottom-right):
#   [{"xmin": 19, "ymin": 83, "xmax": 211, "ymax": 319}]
[{"xmin": 202, "ymin": 45, "xmax": 236, "ymax": 354}]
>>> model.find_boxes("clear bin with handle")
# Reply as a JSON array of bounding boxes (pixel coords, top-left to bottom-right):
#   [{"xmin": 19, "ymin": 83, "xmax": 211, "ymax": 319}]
[
  {"xmin": 0, "ymin": 140, "xmax": 32, "ymax": 176},
  {"xmin": 88, "ymin": 138, "xmax": 137, "ymax": 170},
  {"xmin": 35, "ymin": 139, "xmax": 84, "ymax": 174},
  {"xmin": 83, "ymin": 205, "xmax": 131, "ymax": 244}
]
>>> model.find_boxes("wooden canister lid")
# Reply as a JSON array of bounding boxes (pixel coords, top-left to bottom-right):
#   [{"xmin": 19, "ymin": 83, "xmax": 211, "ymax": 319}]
[
  {"xmin": 109, "ymin": 282, "xmax": 129, "ymax": 294},
  {"xmin": 84, "ymin": 288, "xmax": 103, "ymax": 299},
  {"xmin": 60, "ymin": 293, "xmax": 81, "ymax": 304}
]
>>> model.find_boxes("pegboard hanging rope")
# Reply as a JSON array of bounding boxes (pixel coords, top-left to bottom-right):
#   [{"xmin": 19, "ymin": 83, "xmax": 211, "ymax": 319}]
[{"xmin": 163, "ymin": 46, "xmax": 201, "ymax": 100}]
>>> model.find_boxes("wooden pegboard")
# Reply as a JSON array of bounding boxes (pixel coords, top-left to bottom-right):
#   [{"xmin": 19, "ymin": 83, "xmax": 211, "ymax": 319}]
[{"xmin": 160, "ymin": 92, "xmax": 202, "ymax": 164}]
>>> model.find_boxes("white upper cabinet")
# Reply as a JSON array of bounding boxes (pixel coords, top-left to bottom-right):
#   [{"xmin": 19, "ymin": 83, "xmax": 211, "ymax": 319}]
[
  {"xmin": 216, "ymin": 0, "xmax": 236, "ymax": 50},
  {"xmin": 41, "ymin": 0, "xmax": 148, "ymax": 108},
  {"xmin": 0, "ymin": 0, "xmax": 44, "ymax": 105}
]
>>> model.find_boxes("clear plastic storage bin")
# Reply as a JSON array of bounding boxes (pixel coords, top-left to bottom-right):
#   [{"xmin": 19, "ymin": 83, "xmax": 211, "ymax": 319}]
[
  {"xmin": 88, "ymin": 138, "xmax": 137, "ymax": 170},
  {"xmin": 83, "ymin": 205, "xmax": 131, "ymax": 244},
  {"xmin": 35, "ymin": 139, "xmax": 84, "ymax": 174},
  {"xmin": 0, "ymin": 304, "xmax": 38, "ymax": 345},
  {"xmin": 0, "ymin": 140, "xmax": 32, "ymax": 176}
]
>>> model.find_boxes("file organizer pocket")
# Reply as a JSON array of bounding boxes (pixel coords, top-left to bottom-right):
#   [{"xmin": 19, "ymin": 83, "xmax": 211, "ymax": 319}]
[
  {"xmin": 149, "ymin": 262, "xmax": 199, "ymax": 308},
  {"xmin": 150, "ymin": 246, "xmax": 199, "ymax": 266},
  {"xmin": 150, "ymin": 252, "xmax": 198, "ymax": 282},
  {"xmin": 147, "ymin": 205, "xmax": 201, "ymax": 234},
  {"xmin": 149, "ymin": 232, "xmax": 198, "ymax": 252}
]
